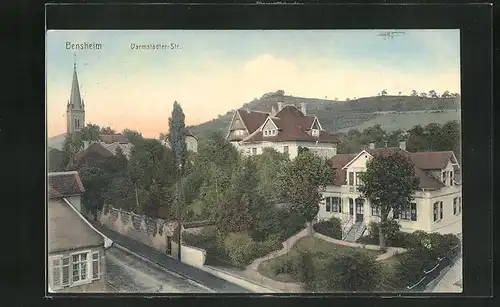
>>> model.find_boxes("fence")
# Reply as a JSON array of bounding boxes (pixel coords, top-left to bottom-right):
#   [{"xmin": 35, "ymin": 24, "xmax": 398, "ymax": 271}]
[{"xmin": 405, "ymin": 244, "xmax": 461, "ymax": 292}]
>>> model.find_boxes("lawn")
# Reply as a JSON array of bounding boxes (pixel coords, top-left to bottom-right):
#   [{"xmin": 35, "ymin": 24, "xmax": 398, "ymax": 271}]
[{"xmin": 257, "ymin": 236, "xmax": 383, "ymax": 283}]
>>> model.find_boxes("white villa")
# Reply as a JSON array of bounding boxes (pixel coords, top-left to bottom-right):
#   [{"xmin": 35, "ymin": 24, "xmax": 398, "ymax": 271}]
[
  {"xmin": 317, "ymin": 142, "xmax": 462, "ymax": 242},
  {"xmin": 226, "ymin": 98, "xmax": 338, "ymax": 159}
]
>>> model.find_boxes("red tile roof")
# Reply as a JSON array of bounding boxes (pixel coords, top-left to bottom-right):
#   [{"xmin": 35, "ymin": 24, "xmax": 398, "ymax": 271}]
[
  {"xmin": 242, "ymin": 105, "xmax": 338, "ymax": 144},
  {"xmin": 99, "ymin": 134, "xmax": 130, "ymax": 144},
  {"xmin": 48, "ymin": 171, "xmax": 85, "ymax": 199},
  {"xmin": 73, "ymin": 142, "xmax": 115, "ymax": 165},
  {"xmin": 237, "ymin": 109, "xmax": 270, "ymax": 134},
  {"xmin": 329, "ymin": 148, "xmax": 458, "ymax": 189}
]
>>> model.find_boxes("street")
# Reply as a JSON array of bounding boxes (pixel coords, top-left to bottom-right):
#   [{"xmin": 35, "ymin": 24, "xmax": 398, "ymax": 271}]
[{"xmin": 106, "ymin": 246, "xmax": 212, "ymax": 293}]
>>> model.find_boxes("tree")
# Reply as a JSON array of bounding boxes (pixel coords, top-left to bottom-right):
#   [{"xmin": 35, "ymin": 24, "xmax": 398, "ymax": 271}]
[
  {"xmin": 48, "ymin": 148, "xmax": 69, "ymax": 172},
  {"xmin": 358, "ymin": 153, "xmax": 419, "ymax": 248},
  {"xmin": 361, "ymin": 124, "xmax": 387, "ymax": 147},
  {"xmin": 322, "ymin": 250, "xmax": 382, "ymax": 292},
  {"xmin": 424, "ymin": 123, "xmax": 442, "ymax": 151},
  {"xmin": 441, "ymin": 90, "xmax": 451, "ymax": 98},
  {"xmin": 380, "ymin": 89, "xmax": 388, "ymax": 96},
  {"xmin": 406, "ymin": 125, "xmax": 426, "ymax": 152},
  {"xmin": 419, "ymin": 92, "xmax": 427, "ymax": 98},
  {"xmin": 410, "ymin": 90, "xmax": 418, "ymax": 96},
  {"xmin": 100, "ymin": 126, "xmax": 116, "ymax": 134},
  {"xmin": 277, "ymin": 151, "xmax": 335, "ymax": 226},
  {"xmin": 79, "ymin": 163, "xmax": 107, "ymax": 215},
  {"xmin": 63, "ymin": 132, "xmax": 84, "ymax": 167},
  {"xmin": 439, "ymin": 120, "xmax": 460, "ymax": 160},
  {"xmin": 81, "ymin": 124, "xmax": 101, "ymax": 142},
  {"xmin": 122, "ymin": 128, "xmax": 144, "ymax": 145},
  {"xmin": 428, "ymin": 90, "xmax": 438, "ymax": 98},
  {"xmin": 168, "ymin": 101, "xmax": 188, "ymax": 261}
]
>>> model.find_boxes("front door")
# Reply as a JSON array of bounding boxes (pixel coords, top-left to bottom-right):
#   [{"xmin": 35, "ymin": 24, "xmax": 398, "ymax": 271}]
[
  {"xmin": 349, "ymin": 198, "xmax": 354, "ymax": 216},
  {"xmin": 166, "ymin": 236, "xmax": 172, "ymax": 255},
  {"xmin": 355, "ymin": 199, "xmax": 364, "ymax": 222}
]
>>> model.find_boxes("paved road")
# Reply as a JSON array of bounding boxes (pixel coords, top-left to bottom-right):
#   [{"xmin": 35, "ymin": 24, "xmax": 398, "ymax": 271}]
[
  {"xmin": 106, "ymin": 246, "xmax": 212, "ymax": 293},
  {"xmin": 94, "ymin": 223, "xmax": 251, "ymax": 293}
]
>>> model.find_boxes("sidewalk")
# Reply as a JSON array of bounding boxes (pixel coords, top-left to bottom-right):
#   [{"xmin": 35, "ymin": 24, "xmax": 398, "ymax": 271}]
[
  {"xmin": 430, "ymin": 257, "xmax": 463, "ymax": 293},
  {"xmin": 93, "ymin": 223, "xmax": 251, "ymax": 293}
]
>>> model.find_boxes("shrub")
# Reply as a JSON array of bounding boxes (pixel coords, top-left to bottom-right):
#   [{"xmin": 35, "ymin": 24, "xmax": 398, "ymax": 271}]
[
  {"xmin": 223, "ymin": 232, "xmax": 257, "ymax": 267},
  {"xmin": 368, "ymin": 219, "xmax": 401, "ymax": 246},
  {"xmin": 313, "ymin": 217, "xmax": 342, "ymax": 239},
  {"xmin": 320, "ymin": 250, "xmax": 382, "ymax": 292},
  {"xmin": 253, "ymin": 235, "xmax": 283, "ymax": 259},
  {"xmin": 296, "ymin": 250, "xmax": 316, "ymax": 290}
]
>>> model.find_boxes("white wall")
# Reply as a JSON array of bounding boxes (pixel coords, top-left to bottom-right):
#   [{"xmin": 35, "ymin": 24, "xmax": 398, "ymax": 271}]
[
  {"xmin": 186, "ymin": 136, "xmax": 198, "ymax": 153},
  {"xmin": 180, "ymin": 245, "xmax": 206, "ymax": 268},
  {"xmin": 318, "ymin": 184, "xmax": 462, "ymax": 235},
  {"xmin": 239, "ymin": 140, "xmax": 336, "ymax": 160}
]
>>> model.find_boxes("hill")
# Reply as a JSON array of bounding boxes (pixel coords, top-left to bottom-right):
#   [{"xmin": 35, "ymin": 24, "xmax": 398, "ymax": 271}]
[{"xmin": 187, "ymin": 92, "xmax": 461, "ymax": 138}]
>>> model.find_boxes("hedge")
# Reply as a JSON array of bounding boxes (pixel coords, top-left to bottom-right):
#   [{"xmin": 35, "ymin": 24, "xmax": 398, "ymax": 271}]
[{"xmin": 313, "ymin": 217, "xmax": 342, "ymax": 239}]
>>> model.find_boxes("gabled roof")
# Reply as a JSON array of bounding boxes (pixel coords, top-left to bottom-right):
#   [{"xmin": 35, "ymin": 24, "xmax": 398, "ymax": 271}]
[
  {"xmin": 237, "ymin": 109, "xmax": 270, "ymax": 134},
  {"xmin": 73, "ymin": 142, "xmax": 116, "ymax": 164},
  {"xmin": 48, "ymin": 171, "xmax": 85, "ymax": 199},
  {"xmin": 331, "ymin": 148, "xmax": 460, "ymax": 189},
  {"xmin": 242, "ymin": 105, "xmax": 338, "ymax": 144},
  {"xmin": 48, "ymin": 199, "xmax": 105, "ymax": 253},
  {"xmin": 99, "ymin": 134, "xmax": 130, "ymax": 144}
]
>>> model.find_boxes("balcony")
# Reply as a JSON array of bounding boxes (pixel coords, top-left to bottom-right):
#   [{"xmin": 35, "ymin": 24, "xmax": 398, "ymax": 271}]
[{"xmin": 341, "ymin": 185, "xmax": 360, "ymax": 193}]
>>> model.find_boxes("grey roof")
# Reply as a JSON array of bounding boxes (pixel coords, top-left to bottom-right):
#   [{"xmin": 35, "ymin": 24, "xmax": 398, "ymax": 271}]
[
  {"xmin": 69, "ymin": 63, "xmax": 84, "ymax": 110},
  {"xmin": 48, "ymin": 171, "xmax": 85, "ymax": 199},
  {"xmin": 47, "ymin": 133, "xmax": 66, "ymax": 151},
  {"xmin": 48, "ymin": 199, "xmax": 104, "ymax": 253}
]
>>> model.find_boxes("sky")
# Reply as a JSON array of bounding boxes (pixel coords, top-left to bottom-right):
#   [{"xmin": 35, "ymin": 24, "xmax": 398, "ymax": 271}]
[{"xmin": 46, "ymin": 30, "xmax": 460, "ymax": 138}]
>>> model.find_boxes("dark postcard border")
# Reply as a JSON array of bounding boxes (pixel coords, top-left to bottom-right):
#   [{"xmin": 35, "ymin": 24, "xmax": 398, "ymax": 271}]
[{"xmin": 32, "ymin": 3, "xmax": 493, "ymax": 305}]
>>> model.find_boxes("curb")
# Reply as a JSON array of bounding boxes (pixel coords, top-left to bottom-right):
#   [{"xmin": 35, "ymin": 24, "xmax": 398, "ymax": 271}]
[
  {"xmin": 112, "ymin": 244, "xmax": 217, "ymax": 293},
  {"xmin": 203, "ymin": 265, "xmax": 282, "ymax": 293}
]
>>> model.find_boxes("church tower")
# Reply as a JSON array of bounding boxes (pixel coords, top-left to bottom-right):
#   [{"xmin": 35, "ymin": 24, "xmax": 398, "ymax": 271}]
[{"xmin": 66, "ymin": 61, "xmax": 85, "ymax": 134}]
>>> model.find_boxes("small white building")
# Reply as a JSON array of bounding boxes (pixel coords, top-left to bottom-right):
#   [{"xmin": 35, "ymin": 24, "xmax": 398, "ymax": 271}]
[
  {"xmin": 317, "ymin": 143, "xmax": 462, "ymax": 241},
  {"xmin": 226, "ymin": 99, "xmax": 338, "ymax": 159}
]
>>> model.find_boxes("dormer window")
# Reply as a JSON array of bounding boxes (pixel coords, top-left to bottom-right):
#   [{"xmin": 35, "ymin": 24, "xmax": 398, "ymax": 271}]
[
  {"xmin": 264, "ymin": 129, "xmax": 277, "ymax": 136},
  {"xmin": 442, "ymin": 171, "xmax": 448, "ymax": 185},
  {"xmin": 311, "ymin": 129, "xmax": 319, "ymax": 136}
]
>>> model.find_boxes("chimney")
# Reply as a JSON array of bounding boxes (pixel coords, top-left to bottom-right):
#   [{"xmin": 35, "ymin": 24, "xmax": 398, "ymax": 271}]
[
  {"xmin": 277, "ymin": 101, "xmax": 284, "ymax": 112},
  {"xmin": 399, "ymin": 141, "xmax": 406, "ymax": 150},
  {"xmin": 369, "ymin": 142, "xmax": 375, "ymax": 149},
  {"xmin": 271, "ymin": 105, "xmax": 276, "ymax": 116},
  {"xmin": 300, "ymin": 102, "xmax": 307, "ymax": 115}
]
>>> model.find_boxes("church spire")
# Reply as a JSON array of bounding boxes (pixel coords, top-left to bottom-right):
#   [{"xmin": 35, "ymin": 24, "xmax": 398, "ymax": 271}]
[{"xmin": 69, "ymin": 57, "xmax": 83, "ymax": 110}]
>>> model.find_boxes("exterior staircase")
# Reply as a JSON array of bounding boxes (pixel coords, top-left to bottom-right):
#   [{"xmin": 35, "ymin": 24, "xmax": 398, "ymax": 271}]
[{"xmin": 343, "ymin": 221, "xmax": 367, "ymax": 242}]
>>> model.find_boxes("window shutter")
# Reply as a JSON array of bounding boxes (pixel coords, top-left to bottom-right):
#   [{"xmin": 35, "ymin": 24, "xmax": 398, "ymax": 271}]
[
  {"xmin": 62, "ymin": 256, "xmax": 70, "ymax": 286},
  {"xmin": 50, "ymin": 257, "xmax": 62, "ymax": 290},
  {"xmin": 338, "ymin": 198, "xmax": 342, "ymax": 213},
  {"xmin": 411, "ymin": 203, "xmax": 417, "ymax": 221},
  {"xmin": 325, "ymin": 197, "xmax": 331, "ymax": 212},
  {"xmin": 440, "ymin": 202, "xmax": 443, "ymax": 219},
  {"xmin": 92, "ymin": 252, "xmax": 100, "ymax": 280}
]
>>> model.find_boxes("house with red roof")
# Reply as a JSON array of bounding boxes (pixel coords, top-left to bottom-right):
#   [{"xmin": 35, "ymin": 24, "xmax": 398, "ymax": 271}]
[
  {"xmin": 226, "ymin": 99, "xmax": 338, "ymax": 159},
  {"xmin": 317, "ymin": 142, "xmax": 462, "ymax": 241}
]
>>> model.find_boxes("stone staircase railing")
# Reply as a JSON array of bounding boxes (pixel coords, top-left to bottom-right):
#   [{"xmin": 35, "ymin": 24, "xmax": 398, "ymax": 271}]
[{"xmin": 341, "ymin": 215, "xmax": 354, "ymax": 240}]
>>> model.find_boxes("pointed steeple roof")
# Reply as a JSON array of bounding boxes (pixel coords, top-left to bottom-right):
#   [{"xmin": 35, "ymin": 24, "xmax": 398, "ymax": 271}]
[{"xmin": 69, "ymin": 61, "xmax": 83, "ymax": 110}]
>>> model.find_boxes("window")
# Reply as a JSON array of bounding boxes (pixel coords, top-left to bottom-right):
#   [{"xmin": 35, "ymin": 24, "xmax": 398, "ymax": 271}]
[
  {"xmin": 458, "ymin": 197, "xmax": 462, "ymax": 214},
  {"xmin": 246, "ymin": 149, "xmax": 250, "ymax": 155},
  {"xmin": 331, "ymin": 197, "xmax": 342, "ymax": 213},
  {"xmin": 92, "ymin": 252, "xmax": 100, "ymax": 280},
  {"xmin": 72, "ymin": 252, "xmax": 88, "ymax": 282},
  {"xmin": 449, "ymin": 171, "xmax": 454, "ymax": 186},
  {"xmin": 325, "ymin": 197, "xmax": 331, "ymax": 212},
  {"xmin": 355, "ymin": 199, "xmax": 364, "ymax": 214},
  {"xmin": 348, "ymin": 172, "xmax": 354, "ymax": 185},
  {"xmin": 50, "ymin": 250, "xmax": 99, "ymax": 290},
  {"xmin": 283, "ymin": 146, "xmax": 289, "ymax": 155},
  {"xmin": 264, "ymin": 130, "xmax": 268, "ymax": 136},
  {"xmin": 433, "ymin": 202, "xmax": 439, "ymax": 221},
  {"xmin": 355, "ymin": 172, "xmax": 363, "ymax": 186},
  {"xmin": 453, "ymin": 198, "xmax": 458, "ymax": 215},
  {"xmin": 410, "ymin": 203, "xmax": 417, "ymax": 221},
  {"xmin": 442, "ymin": 171, "xmax": 448, "ymax": 184},
  {"xmin": 371, "ymin": 204, "xmax": 380, "ymax": 216},
  {"xmin": 311, "ymin": 129, "xmax": 319, "ymax": 136},
  {"xmin": 252, "ymin": 148, "xmax": 257, "ymax": 155}
]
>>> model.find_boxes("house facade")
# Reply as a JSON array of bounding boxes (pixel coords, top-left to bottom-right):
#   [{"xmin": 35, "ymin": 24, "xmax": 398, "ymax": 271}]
[
  {"xmin": 226, "ymin": 99, "xmax": 338, "ymax": 159},
  {"xmin": 48, "ymin": 171, "xmax": 112, "ymax": 293},
  {"xmin": 317, "ymin": 143, "xmax": 462, "ymax": 241}
]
